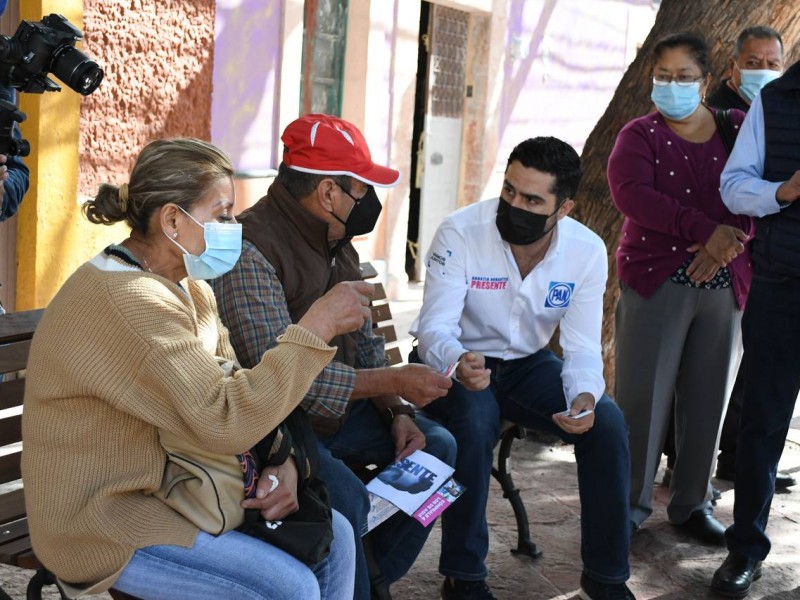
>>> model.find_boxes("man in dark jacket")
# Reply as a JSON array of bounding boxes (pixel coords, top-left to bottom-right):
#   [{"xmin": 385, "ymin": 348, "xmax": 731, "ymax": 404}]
[{"xmin": 711, "ymin": 60, "xmax": 800, "ymax": 598}]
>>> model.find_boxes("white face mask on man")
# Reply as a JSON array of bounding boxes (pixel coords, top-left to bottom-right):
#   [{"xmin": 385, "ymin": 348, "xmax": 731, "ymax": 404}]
[
  {"xmin": 735, "ymin": 62, "xmax": 782, "ymax": 103},
  {"xmin": 166, "ymin": 206, "xmax": 242, "ymax": 280}
]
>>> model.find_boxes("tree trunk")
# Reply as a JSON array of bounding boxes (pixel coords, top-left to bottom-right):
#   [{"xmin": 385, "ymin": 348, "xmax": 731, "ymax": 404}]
[{"xmin": 572, "ymin": 0, "xmax": 800, "ymax": 390}]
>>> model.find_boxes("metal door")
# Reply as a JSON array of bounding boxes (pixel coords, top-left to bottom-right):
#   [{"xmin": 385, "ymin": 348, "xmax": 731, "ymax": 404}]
[{"xmin": 414, "ymin": 4, "xmax": 468, "ymax": 278}]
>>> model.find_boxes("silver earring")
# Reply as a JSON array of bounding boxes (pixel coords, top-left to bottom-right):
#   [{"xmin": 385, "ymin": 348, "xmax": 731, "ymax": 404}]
[{"xmin": 173, "ymin": 232, "xmax": 178, "ymax": 238}]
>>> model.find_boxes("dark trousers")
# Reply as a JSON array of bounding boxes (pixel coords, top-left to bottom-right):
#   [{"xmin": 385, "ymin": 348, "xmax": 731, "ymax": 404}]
[
  {"xmin": 424, "ymin": 349, "xmax": 631, "ymax": 584},
  {"xmin": 727, "ymin": 274, "xmax": 800, "ymax": 560},
  {"xmin": 718, "ymin": 366, "xmax": 746, "ymax": 463}
]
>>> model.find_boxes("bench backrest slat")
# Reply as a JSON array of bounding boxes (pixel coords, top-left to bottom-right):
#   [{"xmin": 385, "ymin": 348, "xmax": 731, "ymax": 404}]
[
  {"xmin": 0, "ymin": 378, "xmax": 24, "ymax": 411},
  {"xmin": 0, "ymin": 340, "xmax": 32, "ymax": 375},
  {"xmin": 0, "ymin": 309, "xmax": 43, "ymax": 345},
  {"xmin": 0, "ymin": 309, "xmax": 41, "ymax": 377},
  {"xmin": 0, "ymin": 414, "xmax": 22, "ymax": 448},
  {"xmin": 0, "ymin": 451, "xmax": 22, "ymax": 485},
  {"xmin": 0, "ymin": 488, "xmax": 26, "ymax": 523},
  {"xmin": 0, "ymin": 533, "xmax": 34, "ymax": 564}
]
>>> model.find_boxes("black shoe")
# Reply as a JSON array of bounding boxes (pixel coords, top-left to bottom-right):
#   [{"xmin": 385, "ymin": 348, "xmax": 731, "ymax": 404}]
[
  {"xmin": 370, "ymin": 578, "xmax": 392, "ymax": 600},
  {"xmin": 579, "ymin": 574, "xmax": 636, "ymax": 600},
  {"xmin": 712, "ymin": 486, "xmax": 722, "ymax": 505},
  {"xmin": 674, "ymin": 509, "xmax": 726, "ymax": 546},
  {"xmin": 711, "ymin": 552, "xmax": 762, "ymax": 598},
  {"xmin": 661, "ymin": 466, "xmax": 673, "ymax": 486},
  {"xmin": 441, "ymin": 578, "xmax": 497, "ymax": 600},
  {"xmin": 716, "ymin": 461, "xmax": 797, "ymax": 491},
  {"xmin": 776, "ymin": 471, "xmax": 797, "ymax": 490}
]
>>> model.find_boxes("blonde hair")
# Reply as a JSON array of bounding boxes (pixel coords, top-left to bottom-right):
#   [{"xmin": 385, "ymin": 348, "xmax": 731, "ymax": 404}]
[{"xmin": 83, "ymin": 138, "xmax": 234, "ymax": 234}]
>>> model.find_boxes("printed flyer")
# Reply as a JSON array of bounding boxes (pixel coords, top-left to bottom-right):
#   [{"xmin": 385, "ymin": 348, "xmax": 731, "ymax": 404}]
[{"xmin": 364, "ymin": 450, "xmax": 464, "ymax": 532}]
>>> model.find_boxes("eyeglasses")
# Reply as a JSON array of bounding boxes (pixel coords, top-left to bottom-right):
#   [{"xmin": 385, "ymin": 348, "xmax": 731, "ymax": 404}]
[
  {"xmin": 334, "ymin": 181, "xmax": 367, "ymax": 203},
  {"xmin": 652, "ymin": 75, "xmax": 704, "ymax": 87}
]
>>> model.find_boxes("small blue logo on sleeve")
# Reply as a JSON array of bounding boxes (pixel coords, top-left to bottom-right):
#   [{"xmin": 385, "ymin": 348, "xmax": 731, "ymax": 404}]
[{"xmin": 545, "ymin": 282, "xmax": 575, "ymax": 308}]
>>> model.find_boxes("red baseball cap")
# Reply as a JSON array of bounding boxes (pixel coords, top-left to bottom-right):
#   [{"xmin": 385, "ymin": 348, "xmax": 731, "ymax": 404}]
[{"xmin": 281, "ymin": 114, "xmax": 401, "ymax": 188}]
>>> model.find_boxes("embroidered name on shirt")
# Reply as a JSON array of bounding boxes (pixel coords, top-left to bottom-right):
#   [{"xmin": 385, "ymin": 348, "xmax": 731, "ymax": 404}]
[
  {"xmin": 429, "ymin": 251, "xmax": 448, "ymax": 268},
  {"xmin": 545, "ymin": 281, "xmax": 574, "ymax": 307},
  {"xmin": 470, "ymin": 276, "xmax": 508, "ymax": 290}
]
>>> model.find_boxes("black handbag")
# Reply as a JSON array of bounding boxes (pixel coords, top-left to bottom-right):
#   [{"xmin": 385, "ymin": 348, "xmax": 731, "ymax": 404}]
[{"xmin": 237, "ymin": 408, "xmax": 334, "ymax": 566}]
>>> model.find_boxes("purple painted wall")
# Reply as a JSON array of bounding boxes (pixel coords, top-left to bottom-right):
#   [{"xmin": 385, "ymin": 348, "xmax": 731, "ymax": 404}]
[
  {"xmin": 496, "ymin": 0, "xmax": 656, "ymax": 171},
  {"xmin": 211, "ymin": 0, "xmax": 283, "ymax": 172}
]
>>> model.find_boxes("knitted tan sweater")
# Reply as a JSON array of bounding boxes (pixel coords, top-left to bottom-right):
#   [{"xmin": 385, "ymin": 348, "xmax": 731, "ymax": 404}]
[{"xmin": 21, "ymin": 254, "xmax": 336, "ymax": 591}]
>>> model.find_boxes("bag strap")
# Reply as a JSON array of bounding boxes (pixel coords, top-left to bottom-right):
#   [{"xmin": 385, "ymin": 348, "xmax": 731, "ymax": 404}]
[
  {"xmin": 251, "ymin": 407, "xmax": 320, "ymax": 489},
  {"xmin": 714, "ymin": 108, "xmax": 738, "ymax": 155}
]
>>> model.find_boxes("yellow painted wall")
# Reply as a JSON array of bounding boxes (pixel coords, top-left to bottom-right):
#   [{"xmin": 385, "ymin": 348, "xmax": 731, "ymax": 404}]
[
  {"xmin": 15, "ymin": 0, "xmax": 215, "ymax": 310},
  {"xmin": 16, "ymin": 0, "xmax": 126, "ymax": 310}
]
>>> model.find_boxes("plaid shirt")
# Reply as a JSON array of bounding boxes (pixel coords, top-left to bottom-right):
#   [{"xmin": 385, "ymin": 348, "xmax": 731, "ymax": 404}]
[{"xmin": 212, "ymin": 240, "xmax": 386, "ymax": 419}]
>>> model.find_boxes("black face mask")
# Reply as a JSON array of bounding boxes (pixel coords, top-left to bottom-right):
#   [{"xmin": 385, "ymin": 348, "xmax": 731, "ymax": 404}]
[
  {"xmin": 333, "ymin": 185, "xmax": 383, "ymax": 237},
  {"xmin": 495, "ymin": 198, "xmax": 558, "ymax": 245}
]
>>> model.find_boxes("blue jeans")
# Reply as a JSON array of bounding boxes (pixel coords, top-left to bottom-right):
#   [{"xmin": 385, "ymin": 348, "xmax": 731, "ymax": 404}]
[
  {"xmin": 727, "ymin": 274, "xmax": 800, "ymax": 560},
  {"xmin": 113, "ymin": 510, "xmax": 355, "ymax": 600},
  {"xmin": 318, "ymin": 400, "xmax": 457, "ymax": 599},
  {"xmin": 424, "ymin": 349, "xmax": 631, "ymax": 584}
]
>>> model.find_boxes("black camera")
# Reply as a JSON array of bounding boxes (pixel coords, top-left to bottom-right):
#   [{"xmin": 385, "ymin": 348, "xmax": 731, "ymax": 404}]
[
  {"xmin": 0, "ymin": 14, "xmax": 103, "ymax": 157},
  {"xmin": 0, "ymin": 14, "xmax": 104, "ymax": 95},
  {"xmin": 0, "ymin": 98, "xmax": 28, "ymax": 156}
]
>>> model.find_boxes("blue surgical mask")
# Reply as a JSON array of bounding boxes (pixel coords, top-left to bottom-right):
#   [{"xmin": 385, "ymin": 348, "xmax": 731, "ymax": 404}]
[
  {"xmin": 738, "ymin": 68, "xmax": 781, "ymax": 103},
  {"xmin": 651, "ymin": 81, "xmax": 701, "ymax": 121},
  {"xmin": 167, "ymin": 206, "xmax": 242, "ymax": 280}
]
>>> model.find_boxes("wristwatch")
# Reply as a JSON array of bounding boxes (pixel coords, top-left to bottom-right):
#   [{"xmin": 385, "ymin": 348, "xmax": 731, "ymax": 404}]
[{"xmin": 386, "ymin": 404, "xmax": 416, "ymax": 421}]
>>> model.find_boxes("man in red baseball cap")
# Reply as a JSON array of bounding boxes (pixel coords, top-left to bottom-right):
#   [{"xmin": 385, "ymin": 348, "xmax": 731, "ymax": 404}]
[
  {"xmin": 212, "ymin": 114, "xmax": 456, "ymax": 600},
  {"xmin": 281, "ymin": 113, "xmax": 402, "ymax": 187}
]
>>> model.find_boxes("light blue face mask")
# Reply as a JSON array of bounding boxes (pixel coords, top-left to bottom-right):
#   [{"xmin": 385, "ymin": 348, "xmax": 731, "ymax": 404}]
[
  {"xmin": 167, "ymin": 206, "xmax": 242, "ymax": 280},
  {"xmin": 738, "ymin": 68, "xmax": 781, "ymax": 103},
  {"xmin": 651, "ymin": 81, "xmax": 702, "ymax": 121}
]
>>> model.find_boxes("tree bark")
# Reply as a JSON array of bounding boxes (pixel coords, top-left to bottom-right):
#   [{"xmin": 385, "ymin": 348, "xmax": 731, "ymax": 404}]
[{"xmin": 571, "ymin": 0, "xmax": 800, "ymax": 390}]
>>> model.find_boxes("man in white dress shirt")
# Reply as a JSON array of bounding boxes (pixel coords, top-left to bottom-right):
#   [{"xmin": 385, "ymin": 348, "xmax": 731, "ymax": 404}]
[{"xmin": 411, "ymin": 137, "xmax": 633, "ymax": 600}]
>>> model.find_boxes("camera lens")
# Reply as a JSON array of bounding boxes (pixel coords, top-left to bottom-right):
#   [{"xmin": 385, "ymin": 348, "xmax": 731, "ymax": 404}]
[{"xmin": 50, "ymin": 45, "xmax": 104, "ymax": 96}]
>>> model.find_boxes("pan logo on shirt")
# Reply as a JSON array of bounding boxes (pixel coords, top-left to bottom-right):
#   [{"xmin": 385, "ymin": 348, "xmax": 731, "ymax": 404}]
[
  {"xmin": 470, "ymin": 276, "xmax": 509, "ymax": 290},
  {"xmin": 545, "ymin": 281, "xmax": 574, "ymax": 308}
]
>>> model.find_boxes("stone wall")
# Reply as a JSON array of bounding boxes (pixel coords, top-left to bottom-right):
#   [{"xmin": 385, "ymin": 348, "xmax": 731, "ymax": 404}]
[{"xmin": 78, "ymin": 0, "xmax": 215, "ymax": 196}]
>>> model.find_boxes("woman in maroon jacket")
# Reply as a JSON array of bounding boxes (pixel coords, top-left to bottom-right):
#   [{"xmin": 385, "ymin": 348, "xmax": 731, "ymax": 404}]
[{"xmin": 608, "ymin": 31, "xmax": 753, "ymax": 546}]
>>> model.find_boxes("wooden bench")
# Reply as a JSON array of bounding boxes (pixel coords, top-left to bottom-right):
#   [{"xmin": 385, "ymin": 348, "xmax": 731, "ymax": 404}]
[
  {"xmin": 0, "ymin": 310, "xmax": 139, "ymax": 600},
  {"xmin": 359, "ymin": 263, "xmax": 541, "ymax": 560}
]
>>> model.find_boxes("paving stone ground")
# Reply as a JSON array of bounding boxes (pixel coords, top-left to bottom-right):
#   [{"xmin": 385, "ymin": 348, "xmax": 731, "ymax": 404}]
[{"xmin": 391, "ymin": 431, "xmax": 800, "ymax": 600}]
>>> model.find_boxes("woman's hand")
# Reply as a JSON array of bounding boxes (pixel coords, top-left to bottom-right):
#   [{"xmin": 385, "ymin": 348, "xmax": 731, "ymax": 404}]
[
  {"xmin": 685, "ymin": 243, "xmax": 722, "ymax": 283},
  {"xmin": 299, "ymin": 280, "xmax": 374, "ymax": 342},
  {"xmin": 704, "ymin": 225, "xmax": 747, "ymax": 265},
  {"xmin": 241, "ymin": 457, "xmax": 300, "ymax": 521}
]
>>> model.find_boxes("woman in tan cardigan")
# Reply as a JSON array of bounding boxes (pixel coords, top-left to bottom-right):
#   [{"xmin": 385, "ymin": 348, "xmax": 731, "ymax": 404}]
[{"xmin": 21, "ymin": 138, "xmax": 372, "ymax": 599}]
